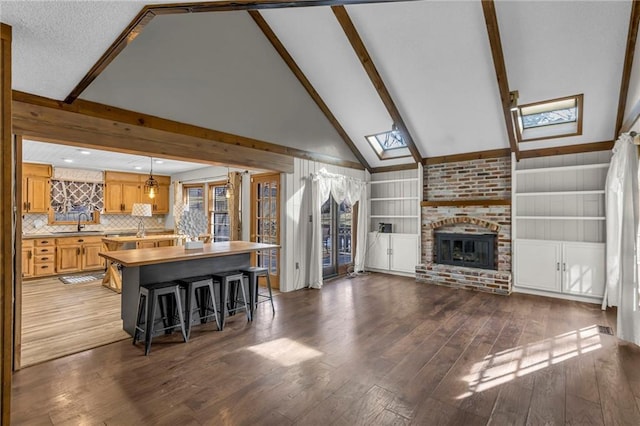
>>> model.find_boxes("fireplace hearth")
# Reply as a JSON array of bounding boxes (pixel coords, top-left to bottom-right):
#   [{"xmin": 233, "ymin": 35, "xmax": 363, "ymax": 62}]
[{"xmin": 435, "ymin": 232, "xmax": 496, "ymax": 270}]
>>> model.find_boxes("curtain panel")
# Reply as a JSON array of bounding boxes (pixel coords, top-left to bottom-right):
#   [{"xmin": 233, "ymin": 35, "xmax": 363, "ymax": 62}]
[
  {"xmin": 604, "ymin": 133, "xmax": 640, "ymax": 346},
  {"xmin": 309, "ymin": 169, "xmax": 367, "ymax": 289}
]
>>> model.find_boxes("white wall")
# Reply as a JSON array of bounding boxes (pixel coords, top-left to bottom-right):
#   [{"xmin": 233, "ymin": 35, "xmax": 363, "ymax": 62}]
[{"xmin": 281, "ymin": 157, "xmax": 366, "ymax": 292}]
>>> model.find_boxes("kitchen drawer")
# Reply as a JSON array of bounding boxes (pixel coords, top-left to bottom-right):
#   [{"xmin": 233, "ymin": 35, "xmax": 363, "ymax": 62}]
[
  {"xmin": 33, "ymin": 262, "xmax": 55, "ymax": 276},
  {"xmin": 34, "ymin": 238, "xmax": 55, "ymax": 247},
  {"xmin": 34, "ymin": 246, "xmax": 55, "ymax": 255},
  {"xmin": 56, "ymin": 236, "xmax": 103, "ymax": 245},
  {"xmin": 23, "ymin": 239, "xmax": 34, "ymax": 248},
  {"xmin": 34, "ymin": 254, "xmax": 55, "ymax": 264}
]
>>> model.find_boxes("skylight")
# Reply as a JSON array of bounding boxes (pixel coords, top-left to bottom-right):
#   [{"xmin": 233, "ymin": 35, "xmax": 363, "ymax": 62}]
[
  {"xmin": 366, "ymin": 125, "xmax": 411, "ymax": 160},
  {"xmin": 514, "ymin": 94, "xmax": 583, "ymax": 142}
]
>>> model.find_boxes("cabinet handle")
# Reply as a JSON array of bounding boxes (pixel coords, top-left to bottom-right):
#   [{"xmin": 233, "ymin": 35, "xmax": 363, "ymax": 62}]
[
  {"xmin": 23, "ymin": 202, "xmax": 27, "ymax": 210},
  {"xmin": 28, "ymin": 202, "xmax": 31, "ymax": 210},
  {"xmin": 41, "ymin": 257, "xmax": 48, "ymax": 261},
  {"xmin": 563, "ymin": 263, "xmax": 566, "ymax": 272},
  {"xmin": 82, "ymin": 247, "xmax": 85, "ymax": 255},
  {"xmin": 556, "ymin": 262, "xmax": 560, "ymax": 271},
  {"xmin": 28, "ymin": 250, "xmax": 33, "ymax": 259},
  {"xmin": 77, "ymin": 248, "xmax": 80, "ymax": 255},
  {"xmin": 41, "ymin": 265, "xmax": 48, "ymax": 269}
]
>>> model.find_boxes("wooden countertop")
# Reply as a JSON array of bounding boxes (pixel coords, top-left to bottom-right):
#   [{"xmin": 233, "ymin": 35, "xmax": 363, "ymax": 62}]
[
  {"xmin": 99, "ymin": 241, "xmax": 279, "ymax": 267},
  {"xmin": 101, "ymin": 234, "xmax": 185, "ymax": 244}
]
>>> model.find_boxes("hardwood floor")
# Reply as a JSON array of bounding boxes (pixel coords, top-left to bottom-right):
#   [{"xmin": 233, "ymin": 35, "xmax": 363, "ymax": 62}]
[
  {"xmin": 21, "ymin": 275, "xmax": 129, "ymax": 367},
  {"xmin": 11, "ymin": 273, "xmax": 640, "ymax": 425}
]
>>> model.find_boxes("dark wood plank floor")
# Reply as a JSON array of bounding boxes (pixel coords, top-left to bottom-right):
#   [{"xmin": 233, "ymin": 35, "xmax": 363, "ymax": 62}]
[{"xmin": 11, "ymin": 273, "xmax": 640, "ymax": 425}]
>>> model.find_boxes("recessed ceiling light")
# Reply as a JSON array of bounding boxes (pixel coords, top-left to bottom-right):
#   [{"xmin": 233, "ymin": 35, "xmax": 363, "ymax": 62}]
[
  {"xmin": 134, "ymin": 166, "xmax": 142, "ymax": 170},
  {"xmin": 154, "ymin": 160, "xmax": 164, "ymax": 164},
  {"xmin": 79, "ymin": 150, "xmax": 90, "ymax": 155},
  {"xmin": 63, "ymin": 158, "xmax": 73, "ymax": 163}
]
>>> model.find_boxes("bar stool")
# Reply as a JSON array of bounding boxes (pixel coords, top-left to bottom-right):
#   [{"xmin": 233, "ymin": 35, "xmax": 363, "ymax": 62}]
[
  {"xmin": 240, "ymin": 266, "xmax": 275, "ymax": 316},
  {"xmin": 176, "ymin": 275, "xmax": 220, "ymax": 340},
  {"xmin": 211, "ymin": 271, "xmax": 251, "ymax": 329},
  {"xmin": 133, "ymin": 281, "xmax": 187, "ymax": 355}
]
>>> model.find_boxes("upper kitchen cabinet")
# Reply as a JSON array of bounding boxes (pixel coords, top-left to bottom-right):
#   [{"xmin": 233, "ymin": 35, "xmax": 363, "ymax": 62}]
[
  {"xmin": 104, "ymin": 171, "xmax": 170, "ymax": 214},
  {"xmin": 22, "ymin": 163, "xmax": 51, "ymax": 213},
  {"xmin": 104, "ymin": 171, "xmax": 141, "ymax": 214}
]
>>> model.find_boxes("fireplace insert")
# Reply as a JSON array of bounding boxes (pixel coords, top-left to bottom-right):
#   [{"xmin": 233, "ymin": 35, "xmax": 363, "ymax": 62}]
[{"xmin": 435, "ymin": 232, "xmax": 496, "ymax": 270}]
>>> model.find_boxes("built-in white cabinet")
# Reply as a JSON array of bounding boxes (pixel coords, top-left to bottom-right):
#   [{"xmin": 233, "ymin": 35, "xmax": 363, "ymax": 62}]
[
  {"xmin": 366, "ymin": 232, "xmax": 420, "ymax": 274},
  {"xmin": 514, "ymin": 239, "xmax": 605, "ymax": 298},
  {"xmin": 512, "ymin": 151, "xmax": 610, "ymax": 302}
]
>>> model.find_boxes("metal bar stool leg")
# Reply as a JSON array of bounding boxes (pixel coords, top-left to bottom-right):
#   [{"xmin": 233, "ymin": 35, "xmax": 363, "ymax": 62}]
[
  {"xmin": 206, "ymin": 281, "xmax": 221, "ymax": 331},
  {"xmin": 236, "ymin": 277, "xmax": 251, "ymax": 322}
]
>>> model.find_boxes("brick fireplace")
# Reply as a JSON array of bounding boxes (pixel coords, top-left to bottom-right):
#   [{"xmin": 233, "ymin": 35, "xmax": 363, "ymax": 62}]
[{"xmin": 415, "ymin": 155, "xmax": 512, "ymax": 295}]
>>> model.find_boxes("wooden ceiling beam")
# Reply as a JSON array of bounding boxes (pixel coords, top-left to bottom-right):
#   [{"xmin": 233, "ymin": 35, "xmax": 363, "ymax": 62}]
[
  {"xmin": 64, "ymin": 0, "xmax": 420, "ymax": 103},
  {"xmin": 614, "ymin": 0, "xmax": 640, "ymax": 138},
  {"xmin": 481, "ymin": 0, "xmax": 520, "ymax": 161},
  {"xmin": 519, "ymin": 140, "xmax": 614, "ymax": 159},
  {"xmin": 331, "ymin": 5, "xmax": 422, "ymax": 164},
  {"xmin": 248, "ymin": 10, "xmax": 372, "ymax": 172},
  {"xmin": 424, "ymin": 148, "xmax": 511, "ymax": 166},
  {"xmin": 14, "ymin": 91, "xmax": 365, "ymax": 171}
]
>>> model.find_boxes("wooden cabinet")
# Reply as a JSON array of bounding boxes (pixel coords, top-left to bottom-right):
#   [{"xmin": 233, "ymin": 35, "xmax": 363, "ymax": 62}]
[
  {"xmin": 104, "ymin": 171, "xmax": 170, "ymax": 214},
  {"xmin": 22, "ymin": 240, "xmax": 34, "ymax": 278},
  {"xmin": 33, "ymin": 238, "xmax": 56, "ymax": 277},
  {"xmin": 514, "ymin": 239, "xmax": 605, "ymax": 299},
  {"xmin": 151, "ymin": 184, "xmax": 170, "ymax": 214},
  {"xmin": 366, "ymin": 232, "xmax": 419, "ymax": 275},
  {"xmin": 56, "ymin": 236, "xmax": 104, "ymax": 273},
  {"xmin": 135, "ymin": 238, "xmax": 174, "ymax": 249},
  {"xmin": 22, "ymin": 163, "xmax": 52, "ymax": 213}
]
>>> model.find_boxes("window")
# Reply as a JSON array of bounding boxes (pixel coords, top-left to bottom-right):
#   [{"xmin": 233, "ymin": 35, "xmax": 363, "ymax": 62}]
[
  {"xmin": 322, "ymin": 197, "xmax": 353, "ymax": 278},
  {"xmin": 183, "ymin": 184, "xmax": 204, "ymax": 211},
  {"xmin": 514, "ymin": 94, "xmax": 583, "ymax": 142},
  {"xmin": 366, "ymin": 125, "xmax": 412, "ymax": 160},
  {"xmin": 208, "ymin": 182, "xmax": 230, "ymax": 242}
]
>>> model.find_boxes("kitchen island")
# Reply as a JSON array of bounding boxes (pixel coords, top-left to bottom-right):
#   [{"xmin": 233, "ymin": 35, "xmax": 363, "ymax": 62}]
[{"xmin": 99, "ymin": 241, "xmax": 279, "ymax": 335}]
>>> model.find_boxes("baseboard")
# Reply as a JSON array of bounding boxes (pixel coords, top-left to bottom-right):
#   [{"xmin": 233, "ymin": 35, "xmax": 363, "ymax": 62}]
[{"xmin": 513, "ymin": 286, "xmax": 604, "ymax": 305}]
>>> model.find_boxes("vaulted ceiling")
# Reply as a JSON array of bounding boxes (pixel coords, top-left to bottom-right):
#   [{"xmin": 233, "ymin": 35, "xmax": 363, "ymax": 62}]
[{"xmin": 3, "ymin": 1, "xmax": 639, "ymax": 172}]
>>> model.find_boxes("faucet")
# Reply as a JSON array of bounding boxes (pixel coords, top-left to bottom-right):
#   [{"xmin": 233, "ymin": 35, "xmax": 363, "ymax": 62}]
[{"xmin": 77, "ymin": 212, "xmax": 90, "ymax": 232}]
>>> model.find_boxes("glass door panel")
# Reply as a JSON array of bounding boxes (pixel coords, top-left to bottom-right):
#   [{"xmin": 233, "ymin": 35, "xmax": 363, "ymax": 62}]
[{"xmin": 251, "ymin": 174, "xmax": 280, "ymax": 288}]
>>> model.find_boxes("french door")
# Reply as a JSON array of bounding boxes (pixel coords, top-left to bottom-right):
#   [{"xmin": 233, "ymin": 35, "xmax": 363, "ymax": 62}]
[
  {"xmin": 322, "ymin": 197, "xmax": 353, "ymax": 278},
  {"xmin": 250, "ymin": 173, "xmax": 280, "ymax": 289}
]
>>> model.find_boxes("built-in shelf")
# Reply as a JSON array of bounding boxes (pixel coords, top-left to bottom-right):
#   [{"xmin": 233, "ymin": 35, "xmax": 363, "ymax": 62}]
[
  {"xmin": 371, "ymin": 197, "xmax": 420, "ymax": 201},
  {"xmin": 515, "ymin": 163, "xmax": 609, "ymax": 175},
  {"xmin": 515, "ymin": 190, "xmax": 605, "ymax": 197},
  {"xmin": 515, "ymin": 216, "xmax": 605, "ymax": 220}
]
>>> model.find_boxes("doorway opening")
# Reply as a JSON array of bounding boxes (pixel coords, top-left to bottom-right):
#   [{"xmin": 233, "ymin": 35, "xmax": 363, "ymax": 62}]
[{"xmin": 322, "ymin": 197, "xmax": 353, "ymax": 278}]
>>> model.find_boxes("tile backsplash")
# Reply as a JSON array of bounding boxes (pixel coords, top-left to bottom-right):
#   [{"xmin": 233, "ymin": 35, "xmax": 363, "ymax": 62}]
[{"xmin": 22, "ymin": 213, "xmax": 168, "ymax": 235}]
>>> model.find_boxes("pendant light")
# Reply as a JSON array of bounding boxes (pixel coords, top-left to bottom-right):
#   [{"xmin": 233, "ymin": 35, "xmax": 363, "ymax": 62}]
[
  {"xmin": 144, "ymin": 157, "xmax": 159, "ymax": 199},
  {"xmin": 225, "ymin": 167, "xmax": 234, "ymax": 199}
]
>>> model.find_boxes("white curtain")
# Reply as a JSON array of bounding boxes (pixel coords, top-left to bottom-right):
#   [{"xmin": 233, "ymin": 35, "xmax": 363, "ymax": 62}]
[
  {"xmin": 604, "ymin": 133, "xmax": 640, "ymax": 346},
  {"xmin": 309, "ymin": 169, "xmax": 367, "ymax": 289}
]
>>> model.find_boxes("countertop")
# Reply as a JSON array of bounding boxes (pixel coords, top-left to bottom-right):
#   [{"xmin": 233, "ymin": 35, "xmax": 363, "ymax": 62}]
[
  {"xmin": 23, "ymin": 229, "xmax": 175, "ymax": 239},
  {"xmin": 99, "ymin": 241, "xmax": 279, "ymax": 267}
]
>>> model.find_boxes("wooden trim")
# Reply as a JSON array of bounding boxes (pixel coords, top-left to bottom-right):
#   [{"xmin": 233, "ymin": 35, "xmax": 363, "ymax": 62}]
[
  {"xmin": 331, "ymin": 5, "xmax": 422, "ymax": 164},
  {"xmin": 515, "ymin": 94, "xmax": 584, "ymax": 143},
  {"xmin": 64, "ymin": 0, "xmax": 419, "ymax": 103},
  {"xmin": 423, "ymin": 148, "xmax": 511, "ymax": 165},
  {"xmin": 370, "ymin": 163, "xmax": 418, "ymax": 173},
  {"xmin": 14, "ymin": 91, "xmax": 365, "ymax": 171},
  {"xmin": 421, "ymin": 198, "xmax": 511, "ymax": 207},
  {"xmin": 13, "ymin": 136, "xmax": 22, "ymax": 372},
  {"xmin": 64, "ymin": 8, "xmax": 156, "ymax": 103},
  {"xmin": 1, "ymin": 22, "xmax": 12, "ymax": 425},
  {"xmin": 519, "ymin": 140, "xmax": 614, "ymax": 159},
  {"xmin": 481, "ymin": 0, "xmax": 520, "ymax": 161},
  {"xmin": 248, "ymin": 10, "xmax": 371, "ymax": 172},
  {"xmin": 615, "ymin": 0, "xmax": 640, "ymax": 138}
]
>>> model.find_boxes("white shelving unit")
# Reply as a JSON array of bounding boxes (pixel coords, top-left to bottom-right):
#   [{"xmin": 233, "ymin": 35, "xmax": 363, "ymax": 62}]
[
  {"xmin": 512, "ymin": 151, "xmax": 611, "ymax": 302},
  {"xmin": 366, "ymin": 166, "xmax": 422, "ymax": 276}
]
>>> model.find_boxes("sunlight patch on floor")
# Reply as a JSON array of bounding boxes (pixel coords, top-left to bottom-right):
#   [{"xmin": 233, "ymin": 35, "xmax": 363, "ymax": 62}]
[
  {"xmin": 246, "ymin": 337, "xmax": 323, "ymax": 367},
  {"xmin": 457, "ymin": 325, "xmax": 602, "ymax": 399}
]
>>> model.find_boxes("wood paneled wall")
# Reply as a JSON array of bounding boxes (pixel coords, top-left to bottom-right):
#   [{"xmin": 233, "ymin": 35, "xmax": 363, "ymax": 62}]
[
  {"xmin": 282, "ymin": 158, "xmax": 366, "ymax": 292},
  {"xmin": 1, "ymin": 22, "xmax": 12, "ymax": 424}
]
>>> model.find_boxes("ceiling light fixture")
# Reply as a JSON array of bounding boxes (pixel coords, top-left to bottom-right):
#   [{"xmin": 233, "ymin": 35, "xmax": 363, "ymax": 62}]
[
  {"xmin": 134, "ymin": 166, "xmax": 142, "ymax": 170},
  {"xmin": 79, "ymin": 150, "xmax": 90, "ymax": 155},
  {"xmin": 63, "ymin": 158, "xmax": 73, "ymax": 163},
  {"xmin": 225, "ymin": 167, "xmax": 234, "ymax": 199},
  {"xmin": 143, "ymin": 157, "xmax": 159, "ymax": 199},
  {"xmin": 154, "ymin": 160, "xmax": 164, "ymax": 164}
]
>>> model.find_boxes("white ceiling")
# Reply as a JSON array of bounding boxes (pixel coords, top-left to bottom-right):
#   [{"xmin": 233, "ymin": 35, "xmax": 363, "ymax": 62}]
[
  {"xmin": 3, "ymin": 1, "xmax": 639, "ymax": 169},
  {"xmin": 22, "ymin": 139, "xmax": 213, "ymax": 175}
]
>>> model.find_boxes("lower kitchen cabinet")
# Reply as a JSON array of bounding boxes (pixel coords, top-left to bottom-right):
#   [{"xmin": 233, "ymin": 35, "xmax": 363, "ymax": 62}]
[
  {"xmin": 57, "ymin": 236, "xmax": 104, "ymax": 274},
  {"xmin": 366, "ymin": 232, "xmax": 420, "ymax": 274},
  {"xmin": 514, "ymin": 239, "xmax": 605, "ymax": 299}
]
